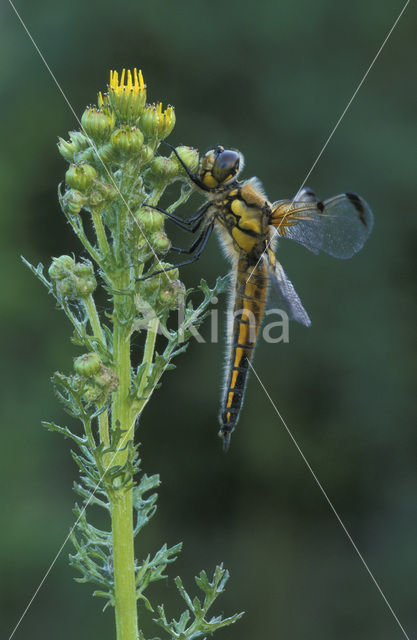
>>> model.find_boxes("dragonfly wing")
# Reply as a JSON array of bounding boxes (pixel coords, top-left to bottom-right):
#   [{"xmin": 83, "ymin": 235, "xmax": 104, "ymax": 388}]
[
  {"xmin": 271, "ymin": 191, "xmax": 373, "ymax": 259},
  {"xmin": 268, "ymin": 257, "xmax": 311, "ymax": 327}
]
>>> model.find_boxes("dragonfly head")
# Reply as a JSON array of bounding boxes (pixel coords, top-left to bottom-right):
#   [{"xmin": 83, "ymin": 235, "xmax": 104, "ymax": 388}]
[{"xmin": 199, "ymin": 146, "xmax": 243, "ymax": 189}]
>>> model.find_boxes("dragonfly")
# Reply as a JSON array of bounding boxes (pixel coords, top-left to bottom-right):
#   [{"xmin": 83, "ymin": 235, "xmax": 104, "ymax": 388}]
[{"xmin": 147, "ymin": 144, "xmax": 373, "ymax": 450}]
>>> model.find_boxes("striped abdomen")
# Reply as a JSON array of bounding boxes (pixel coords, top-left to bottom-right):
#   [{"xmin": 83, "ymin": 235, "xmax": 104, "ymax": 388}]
[{"xmin": 219, "ymin": 255, "xmax": 268, "ymax": 450}]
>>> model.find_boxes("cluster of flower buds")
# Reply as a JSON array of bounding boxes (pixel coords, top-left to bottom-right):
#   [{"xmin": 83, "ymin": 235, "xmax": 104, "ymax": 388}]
[
  {"xmin": 57, "ymin": 69, "xmax": 199, "ymax": 225},
  {"xmin": 137, "ymin": 263, "xmax": 185, "ymax": 312},
  {"xmin": 73, "ymin": 352, "xmax": 119, "ymax": 403},
  {"xmin": 48, "ymin": 256, "xmax": 97, "ymax": 299}
]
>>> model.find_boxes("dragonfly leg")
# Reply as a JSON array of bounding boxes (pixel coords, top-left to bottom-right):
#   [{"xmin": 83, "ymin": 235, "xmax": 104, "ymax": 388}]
[
  {"xmin": 170, "ymin": 224, "xmax": 211, "ymax": 255},
  {"xmin": 161, "ymin": 141, "xmax": 211, "ymax": 192},
  {"xmin": 137, "ymin": 222, "xmax": 214, "ymax": 281},
  {"xmin": 147, "ymin": 202, "xmax": 209, "ymax": 232}
]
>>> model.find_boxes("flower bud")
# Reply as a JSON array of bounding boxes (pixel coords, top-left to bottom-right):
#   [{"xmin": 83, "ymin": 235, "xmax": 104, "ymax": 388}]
[
  {"xmin": 50, "ymin": 258, "xmax": 97, "ymax": 299},
  {"xmin": 145, "ymin": 156, "xmax": 178, "ymax": 185},
  {"xmin": 65, "ymin": 163, "xmax": 98, "ymax": 192},
  {"xmin": 73, "ymin": 262, "xmax": 97, "ymax": 296},
  {"xmin": 171, "ymin": 146, "xmax": 199, "ymax": 175},
  {"xmin": 139, "ymin": 103, "xmax": 175, "ymax": 140},
  {"xmin": 88, "ymin": 180, "xmax": 118, "ymax": 208},
  {"xmin": 69, "ymin": 130, "xmax": 90, "ymax": 149},
  {"xmin": 158, "ymin": 262, "xmax": 179, "ymax": 282},
  {"xmin": 140, "ymin": 144, "xmax": 154, "ymax": 165},
  {"xmin": 74, "ymin": 352, "xmax": 101, "ymax": 377},
  {"xmin": 81, "ymin": 106, "xmax": 115, "ymax": 142},
  {"xmin": 48, "ymin": 255, "xmax": 75, "ymax": 280},
  {"xmin": 82, "ymin": 364, "xmax": 118, "ymax": 403},
  {"xmin": 82, "ymin": 382, "xmax": 102, "ymax": 403},
  {"xmin": 57, "ymin": 138, "xmax": 76, "ymax": 162},
  {"xmin": 139, "ymin": 104, "xmax": 159, "ymax": 139},
  {"xmin": 108, "ymin": 68, "xmax": 147, "ymax": 124},
  {"xmin": 96, "ymin": 142, "xmax": 115, "ymax": 165},
  {"xmin": 64, "ymin": 189, "xmax": 86, "ymax": 215},
  {"xmin": 139, "ymin": 274, "xmax": 161, "ymax": 296},
  {"xmin": 157, "ymin": 105, "xmax": 175, "ymax": 139},
  {"xmin": 58, "ymin": 131, "xmax": 91, "ymax": 163},
  {"xmin": 151, "ymin": 231, "xmax": 171, "ymax": 254},
  {"xmin": 157, "ymin": 279, "xmax": 185, "ymax": 310},
  {"xmin": 135, "ymin": 206, "xmax": 164, "ymax": 232},
  {"xmin": 110, "ymin": 125, "xmax": 144, "ymax": 156},
  {"xmin": 93, "ymin": 365, "xmax": 119, "ymax": 391}
]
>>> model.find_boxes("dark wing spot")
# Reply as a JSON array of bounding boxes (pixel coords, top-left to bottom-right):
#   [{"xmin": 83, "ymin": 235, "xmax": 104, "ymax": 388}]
[
  {"xmin": 345, "ymin": 191, "xmax": 367, "ymax": 226},
  {"xmin": 317, "ymin": 201, "xmax": 325, "ymax": 212}
]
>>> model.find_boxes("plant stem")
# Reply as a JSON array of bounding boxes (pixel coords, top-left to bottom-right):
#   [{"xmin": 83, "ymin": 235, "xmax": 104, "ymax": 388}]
[
  {"xmin": 137, "ymin": 316, "xmax": 159, "ymax": 400},
  {"xmin": 110, "ymin": 273, "xmax": 138, "ymax": 640},
  {"xmin": 111, "ymin": 488, "xmax": 137, "ymax": 640},
  {"xmin": 84, "ymin": 293, "xmax": 110, "ymax": 448},
  {"xmin": 91, "ymin": 207, "xmax": 112, "ymax": 257}
]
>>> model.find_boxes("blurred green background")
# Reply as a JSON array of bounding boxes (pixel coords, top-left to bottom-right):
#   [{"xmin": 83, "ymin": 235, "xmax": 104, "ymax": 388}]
[{"xmin": 1, "ymin": 0, "xmax": 415, "ymax": 638}]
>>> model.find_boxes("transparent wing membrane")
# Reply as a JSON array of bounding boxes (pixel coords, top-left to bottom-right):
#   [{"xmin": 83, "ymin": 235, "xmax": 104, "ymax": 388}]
[
  {"xmin": 267, "ymin": 258, "xmax": 311, "ymax": 327},
  {"xmin": 271, "ymin": 191, "xmax": 374, "ymax": 259}
]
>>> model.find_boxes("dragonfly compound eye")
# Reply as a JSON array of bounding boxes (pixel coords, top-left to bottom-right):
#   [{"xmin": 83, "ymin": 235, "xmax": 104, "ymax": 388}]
[{"xmin": 212, "ymin": 149, "xmax": 241, "ymax": 184}]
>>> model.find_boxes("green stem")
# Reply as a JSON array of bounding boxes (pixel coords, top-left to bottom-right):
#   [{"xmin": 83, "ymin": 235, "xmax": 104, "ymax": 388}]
[
  {"xmin": 68, "ymin": 215, "xmax": 103, "ymax": 267},
  {"xmin": 83, "ymin": 294, "xmax": 110, "ymax": 448},
  {"xmin": 112, "ymin": 488, "xmax": 137, "ymax": 640},
  {"xmin": 110, "ymin": 273, "xmax": 138, "ymax": 640},
  {"xmin": 137, "ymin": 316, "xmax": 159, "ymax": 400},
  {"xmin": 91, "ymin": 207, "xmax": 112, "ymax": 257}
]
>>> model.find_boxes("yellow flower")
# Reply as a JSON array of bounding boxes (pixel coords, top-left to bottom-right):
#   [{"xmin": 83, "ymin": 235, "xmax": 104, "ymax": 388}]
[
  {"xmin": 107, "ymin": 68, "xmax": 147, "ymax": 124},
  {"xmin": 109, "ymin": 68, "xmax": 146, "ymax": 94}
]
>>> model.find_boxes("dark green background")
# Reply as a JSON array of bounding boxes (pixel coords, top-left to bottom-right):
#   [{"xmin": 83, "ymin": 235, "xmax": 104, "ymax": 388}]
[{"xmin": 1, "ymin": 1, "xmax": 415, "ymax": 638}]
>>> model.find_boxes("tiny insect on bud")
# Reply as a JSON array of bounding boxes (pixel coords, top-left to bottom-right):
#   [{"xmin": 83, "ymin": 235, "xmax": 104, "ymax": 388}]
[
  {"xmin": 74, "ymin": 352, "xmax": 102, "ymax": 377},
  {"xmin": 81, "ymin": 106, "xmax": 116, "ymax": 142},
  {"xmin": 110, "ymin": 125, "xmax": 144, "ymax": 156},
  {"xmin": 65, "ymin": 163, "xmax": 98, "ymax": 193}
]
